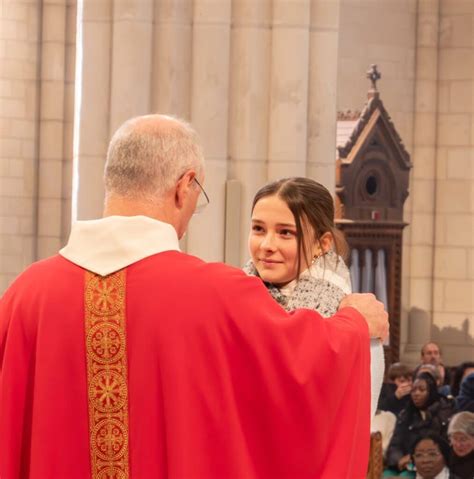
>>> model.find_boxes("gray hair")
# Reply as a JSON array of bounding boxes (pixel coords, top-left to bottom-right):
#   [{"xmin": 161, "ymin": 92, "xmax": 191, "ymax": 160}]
[
  {"xmin": 448, "ymin": 411, "xmax": 474, "ymax": 437},
  {"xmin": 104, "ymin": 114, "xmax": 205, "ymax": 199}
]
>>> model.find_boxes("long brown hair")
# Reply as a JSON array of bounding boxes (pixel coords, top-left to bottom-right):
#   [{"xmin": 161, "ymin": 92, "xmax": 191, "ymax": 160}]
[{"xmin": 251, "ymin": 177, "xmax": 348, "ymax": 278}]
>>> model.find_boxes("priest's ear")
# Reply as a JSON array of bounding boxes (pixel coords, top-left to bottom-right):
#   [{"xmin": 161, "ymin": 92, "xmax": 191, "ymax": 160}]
[{"xmin": 175, "ymin": 170, "xmax": 197, "ymax": 209}]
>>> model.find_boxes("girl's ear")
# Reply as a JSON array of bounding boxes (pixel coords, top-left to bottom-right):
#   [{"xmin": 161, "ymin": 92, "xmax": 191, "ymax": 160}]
[{"xmin": 313, "ymin": 232, "xmax": 333, "ymax": 257}]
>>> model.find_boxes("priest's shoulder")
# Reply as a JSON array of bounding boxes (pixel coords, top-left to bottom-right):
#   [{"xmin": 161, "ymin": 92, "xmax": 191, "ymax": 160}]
[
  {"xmin": 142, "ymin": 250, "xmax": 262, "ymax": 289},
  {"xmin": 1, "ymin": 254, "xmax": 79, "ymax": 300}
]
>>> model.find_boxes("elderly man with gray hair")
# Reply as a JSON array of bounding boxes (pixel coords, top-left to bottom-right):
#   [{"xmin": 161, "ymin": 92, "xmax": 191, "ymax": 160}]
[{"xmin": 0, "ymin": 114, "xmax": 388, "ymax": 479}]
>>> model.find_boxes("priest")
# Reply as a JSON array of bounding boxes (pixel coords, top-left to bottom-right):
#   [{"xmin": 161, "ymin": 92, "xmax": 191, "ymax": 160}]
[{"xmin": 0, "ymin": 114, "xmax": 388, "ymax": 479}]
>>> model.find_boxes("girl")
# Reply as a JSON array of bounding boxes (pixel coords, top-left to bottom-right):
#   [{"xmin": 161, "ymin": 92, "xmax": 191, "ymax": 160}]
[{"xmin": 245, "ymin": 177, "xmax": 384, "ymax": 417}]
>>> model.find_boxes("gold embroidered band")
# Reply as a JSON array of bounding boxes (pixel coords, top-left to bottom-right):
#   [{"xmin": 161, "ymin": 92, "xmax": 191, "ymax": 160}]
[{"xmin": 85, "ymin": 270, "xmax": 129, "ymax": 479}]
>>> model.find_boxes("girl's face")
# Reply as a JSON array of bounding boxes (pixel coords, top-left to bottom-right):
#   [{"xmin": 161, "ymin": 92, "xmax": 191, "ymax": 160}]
[
  {"xmin": 450, "ymin": 432, "xmax": 474, "ymax": 457},
  {"xmin": 411, "ymin": 379, "xmax": 429, "ymax": 409},
  {"xmin": 250, "ymin": 195, "xmax": 325, "ymax": 287},
  {"xmin": 413, "ymin": 439, "xmax": 445, "ymax": 479},
  {"xmin": 249, "ymin": 195, "xmax": 301, "ymax": 287}
]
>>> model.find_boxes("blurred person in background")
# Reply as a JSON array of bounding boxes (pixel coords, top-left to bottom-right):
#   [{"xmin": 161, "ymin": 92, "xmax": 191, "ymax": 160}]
[{"xmin": 447, "ymin": 411, "xmax": 474, "ymax": 479}]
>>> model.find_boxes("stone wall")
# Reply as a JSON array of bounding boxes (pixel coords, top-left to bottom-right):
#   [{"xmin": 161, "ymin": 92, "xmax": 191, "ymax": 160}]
[
  {"xmin": 0, "ymin": 0, "xmax": 76, "ymax": 290},
  {"xmin": 75, "ymin": 0, "xmax": 343, "ymax": 265},
  {"xmin": 336, "ymin": 0, "xmax": 473, "ymax": 364},
  {"xmin": 0, "ymin": 0, "xmax": 41, "ymax": 292},
  {"xmin": 431, "ymin": 0, "xmax": 473, "ymax": 364}
]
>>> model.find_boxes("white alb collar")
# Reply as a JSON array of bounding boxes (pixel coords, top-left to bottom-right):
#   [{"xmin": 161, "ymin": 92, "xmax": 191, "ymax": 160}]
[{"xmin": 60, "ymin": 215, "xmax": 180, "ymax": 276}]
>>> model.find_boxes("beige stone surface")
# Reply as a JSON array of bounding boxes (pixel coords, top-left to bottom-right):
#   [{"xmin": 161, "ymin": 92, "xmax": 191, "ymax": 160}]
[
  {"xmin": 410, "ymin": 213, "xmax": 434, "ymax": 244},
  {"xmin": 40, "ymin": 81, "xmax": 65, "ymax": 120},
  {"xmin": 186, "ymin": 159, "xmax": 227, "ymax": 261},
  {"xmin": 410, "ymin": 245, "xmax": 434, "ymax": 278},
  {"xmin": 0, "ymin": 0, "xmax": 472, "ymax": 361},
  {"xmin": 446, "ymin": 147, "xmax": 473, "ymax": 179},
  {"xmin": 109, "ymin": 20, "xmax": 153, "ymax": 134},
  {"xmin": 410, "ymin": 278, "xmax": 433, "ymax": 311},
  {"xmin": 435, "ymin": 247, "xmax": 468, "ymax": 279},
  {"xmin": 412, "ymin": 146, "xmax": 436, "ymax": 180},
  {"xmin": 191, "ymin": 21, "xmax": 231, "ymax": 160},
  {"xmin": 436, "ymin": 180, "xmax": 472, "ymax": 213},
  {"xmin": 444, "ymin": 280, "xmax": 474, "ymax": 313},
  {"xmin": 268, "ymin": 28, "xmax": 309, "ymax": 165},
  {"xmin": 77, "ymin": 21, "xmax": 112, "ymax": 157},
  {"xmin": 438, "ymin": 48, "xmax": 473, "ymax": 81},
  {"xmin": 151, "ymin": 20, "xmax": 192, "ymax": 117},
  {"xmin": 445, "ymin": 214, "xmax": 474, "ymax": 247},
  {"xmin": 42, "ymin": 3, "xmax": 66, "ymax": 43},
  {"xmin": 438, "ymin": 114, "xmax": 471, "ymax": 146},
  {"xmin": 449, "ymin": 81, "xmax": 473, "ymax": 113}
]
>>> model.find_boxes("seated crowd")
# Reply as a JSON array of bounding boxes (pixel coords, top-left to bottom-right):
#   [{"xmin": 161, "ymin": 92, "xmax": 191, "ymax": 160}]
[{"xmin": 372, "ymin": 342, "xmax": 474, "ymax": 478}]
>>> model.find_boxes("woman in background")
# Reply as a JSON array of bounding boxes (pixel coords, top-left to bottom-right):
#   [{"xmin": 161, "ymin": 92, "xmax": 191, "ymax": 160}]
[
  {"xmin": 244, "ymin": 177, "xmax": 384, "ymax": 417},
  {"xmin": 385, "ymin": 373, "xmax": 455, "ymax": 475},
  {"xmin": 447, "ymin": 411, "xmax": 474, "ymax": 479},
  {"xmin": 411, "ymin": 433, "xmax": 460, "ymax": 479}
]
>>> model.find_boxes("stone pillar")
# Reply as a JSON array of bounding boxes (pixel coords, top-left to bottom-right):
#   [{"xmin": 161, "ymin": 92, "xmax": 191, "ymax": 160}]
[
  {"xmin": 151, "ymin": 0, "xmax": 192, "ymax": 119},
  {"xmin": 74, "ymin": 0, "xmax": 113, "ymax": 220},
  {"xmin": 186, "ymin": 0, "xmax": 231, "ymax": 261},
  {"xmin": 405, "ymin": 0, "xmax": 440, "ymax": 350},
  {"xmin": 109, "ymin": 0, "xmax": 153, "ymax": 135},
  {"xmin": 61, "ymin": 0, "xmax": 77, "ymax": 244},
  {"xmin": 431, "ymin": 0, "xmax": 473, "ymax": 364},
  {"xmin": 267, "ymin": 0, "xmax": 311, "ymax": 180},
  {"xmin": 306, "ymin": 0, "xmax": 341, "ymax": 192},
  {"xmin": 151, "ymin": 0, "xmax": 193, "ymax": 252},
  {"xmin": 227, "ymin": 0, "xmax": 271, "ymax": 264},
  {"xmin": 37, "ymin": 0, "xmax": 67, "ymax": 259},
  {"xmin": 0, "ymin": 0, "xmax": 41, "ymax": 291}
]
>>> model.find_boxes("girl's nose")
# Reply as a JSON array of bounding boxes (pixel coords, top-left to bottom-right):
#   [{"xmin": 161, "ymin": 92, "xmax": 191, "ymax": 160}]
[{"xmin": 261, "ymin": 234, "xmax": 276, "ymax": 251}]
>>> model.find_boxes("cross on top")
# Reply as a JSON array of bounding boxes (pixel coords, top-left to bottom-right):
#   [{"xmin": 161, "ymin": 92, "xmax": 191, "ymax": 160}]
[{"xmin": 366, "ymin": 64, "xmax": 381, "ymax": 91}]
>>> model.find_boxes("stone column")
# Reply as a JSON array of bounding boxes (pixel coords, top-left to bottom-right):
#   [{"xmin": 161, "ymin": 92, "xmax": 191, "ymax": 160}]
[
  {"xmin": 306, "ymin": 0, "xmax": 341, "ymax": 192},
  {"xmin": 403, "ymin": 0, "xmax": 440, "ymax": 362},
  {"xmin": 151, "ymin": 0, "xmax": 193, "ymax": 252},
  {"xmin": 36, "ymin": 0, "xmax": 67, "ymax": 259},
  {"xmin": 186, "ymin": 0, "xmax": 231, "ymax": 261},
  {"xmin": 61, "ymin": 0, "xmax": 77, "ymax": 244},
  {"xmin": 74, "ymin": 0, "xmax": 113, "ymax": 220},
  {"xmin": 267, "ymin": 0, "xmax": 311, "ymax": 180},
  {"xmin": 151, "ymin": 0, "xmax": 193, "ymax": 119},
  {"xmin": 109, "ymin": 0, "xmax": 153, "ymax": 135},
  {"xmin": 227, "ymin": 0, "xmax": 271, "ymax": 264}
]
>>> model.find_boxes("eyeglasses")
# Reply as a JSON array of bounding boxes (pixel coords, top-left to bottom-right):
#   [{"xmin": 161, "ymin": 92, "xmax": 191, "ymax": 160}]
[
  {"xmin": 193, "ymin": 177, "xmax": 210, "ymax": 214},
  {"xmin": 413, "ymin": 452, "xmax": 441, "ymax": 460}
]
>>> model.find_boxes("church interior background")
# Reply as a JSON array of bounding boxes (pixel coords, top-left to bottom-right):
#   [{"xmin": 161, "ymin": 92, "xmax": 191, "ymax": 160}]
[{"xmin": 0, "ymin": 0, "xmax": 472, "ymax": 365}]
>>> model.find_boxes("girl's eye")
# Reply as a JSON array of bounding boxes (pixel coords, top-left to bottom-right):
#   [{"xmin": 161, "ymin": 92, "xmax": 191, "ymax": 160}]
[
  {"xmin": 252, "ymin": 225, "xmax": 264, "ymax": 233},
  {"xmin": 279, "ymin": 229, "xmax": 296, "ymax": 237}
]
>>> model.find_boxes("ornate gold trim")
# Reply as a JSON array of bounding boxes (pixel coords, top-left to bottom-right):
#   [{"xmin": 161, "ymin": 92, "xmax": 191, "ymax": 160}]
[{"xmin": 85, "ymin": 270, "xmax": 129, "ymax": 479}]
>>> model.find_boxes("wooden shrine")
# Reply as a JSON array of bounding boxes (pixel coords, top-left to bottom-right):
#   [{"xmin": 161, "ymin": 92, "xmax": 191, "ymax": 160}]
[{"xmin": 335, "ymin": 65, "xmax": 412, "ymax": 364}]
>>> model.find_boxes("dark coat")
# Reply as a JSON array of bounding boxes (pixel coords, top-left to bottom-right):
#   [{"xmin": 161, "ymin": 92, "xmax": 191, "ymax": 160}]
[
  {"xmin": 450, "ymin": 450, "xmax": 474, "ymax": 479},
  {"xmin": 386, "ymin": 396, "xmax": 455, "ymax": 469},
  {"xmin": 455, "ymin": 373, "xmax": 474, "ymax": 413},
  {"xmin": 378, "ymin": 382, "xmax": 411, "ymax": 415}
]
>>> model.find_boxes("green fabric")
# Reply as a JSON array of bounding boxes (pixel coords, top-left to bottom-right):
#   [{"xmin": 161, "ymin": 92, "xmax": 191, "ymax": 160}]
[{"xmin": 383, "ymin": 468, "xmax": 416, "ymax": 477}]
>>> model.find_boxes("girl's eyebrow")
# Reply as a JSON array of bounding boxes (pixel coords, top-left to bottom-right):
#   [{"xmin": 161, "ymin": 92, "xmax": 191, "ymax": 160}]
[{"xmin": 251, "ymin": 218, "xmax": 296, "ymax": 228}]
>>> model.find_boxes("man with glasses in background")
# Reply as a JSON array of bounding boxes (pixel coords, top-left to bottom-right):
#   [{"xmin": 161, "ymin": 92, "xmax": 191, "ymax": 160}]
[{"xmin": 0, "ymin": 114, "xmax": 388, "ymax": 479}]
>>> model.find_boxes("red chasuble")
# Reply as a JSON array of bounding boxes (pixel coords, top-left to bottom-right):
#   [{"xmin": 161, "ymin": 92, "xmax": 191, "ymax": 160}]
[{"xmin": 0, "ymin": 251, "xmax": 370, "ymax": 478}]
